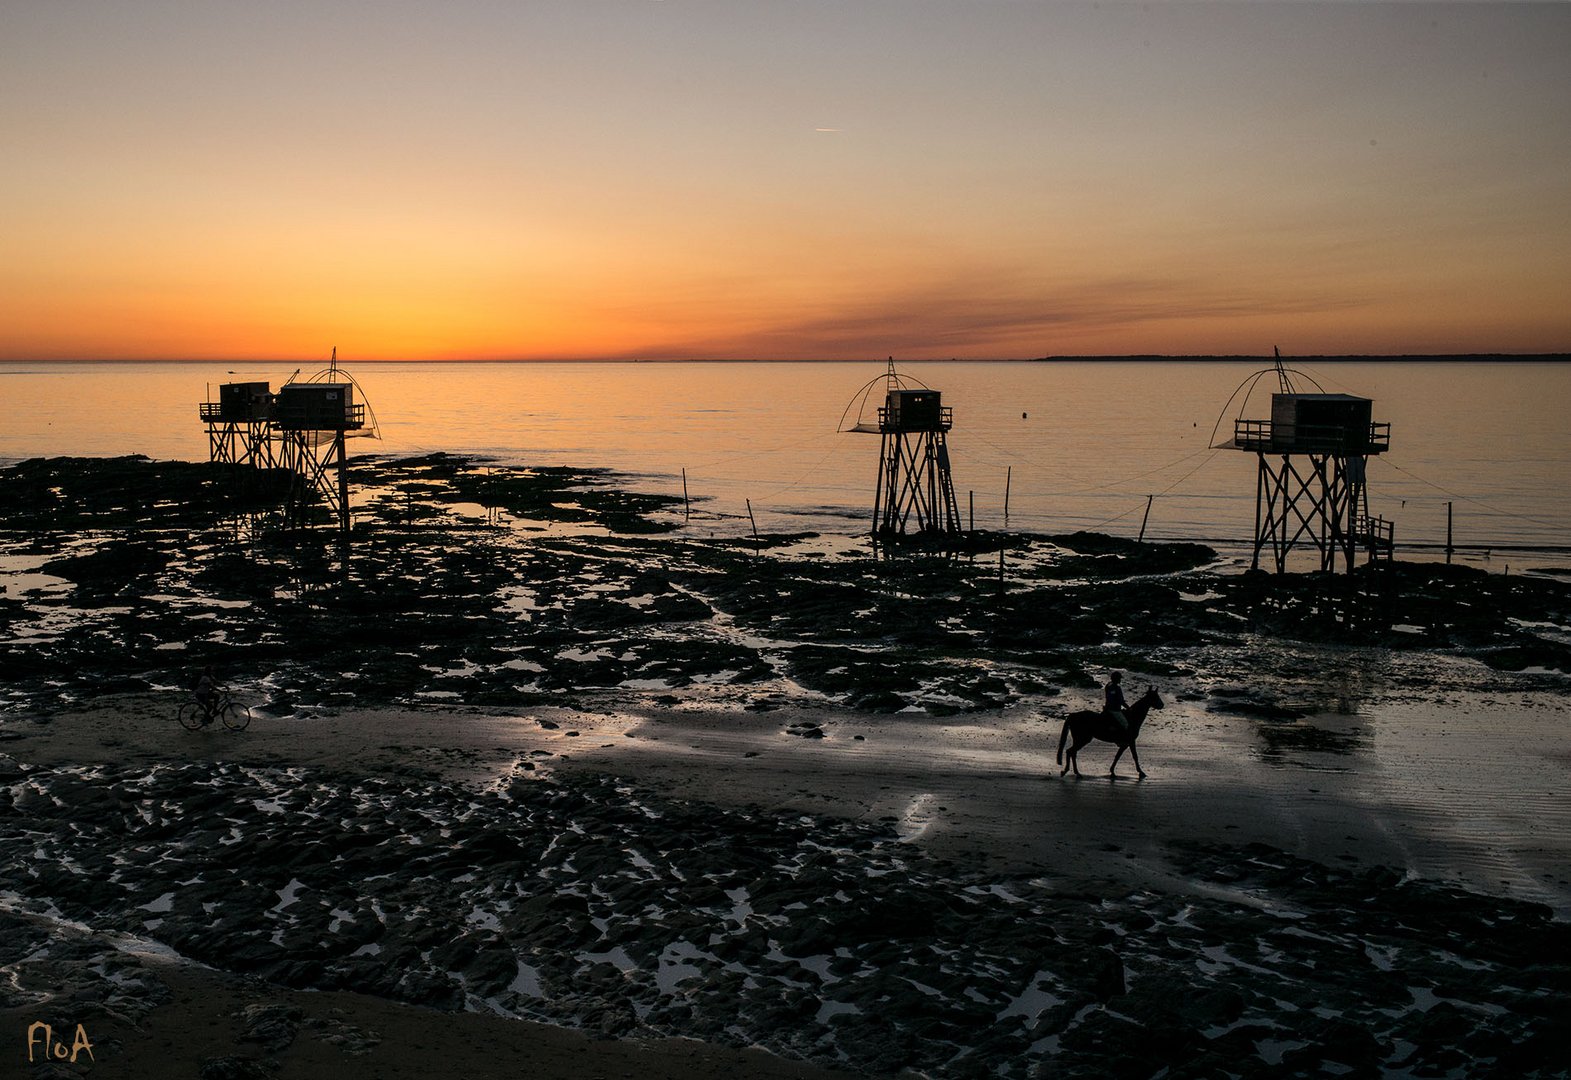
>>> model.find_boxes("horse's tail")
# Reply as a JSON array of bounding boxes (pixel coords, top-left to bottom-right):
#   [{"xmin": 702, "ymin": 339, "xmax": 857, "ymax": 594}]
[{"xmin": 1056, "ymin": 716, "xmax": 1070, "ymax": 765}]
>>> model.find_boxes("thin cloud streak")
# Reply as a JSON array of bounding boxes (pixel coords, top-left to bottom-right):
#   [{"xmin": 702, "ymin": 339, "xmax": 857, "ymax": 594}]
[{"xmin": 637, "ymin": 274, "xmax": 1368, "ymax": 360}]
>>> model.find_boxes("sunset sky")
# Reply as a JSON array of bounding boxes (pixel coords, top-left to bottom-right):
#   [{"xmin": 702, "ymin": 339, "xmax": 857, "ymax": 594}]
[{"xmin": 3, "ymin": 1, "xmax": 1568, "ymax": 361}]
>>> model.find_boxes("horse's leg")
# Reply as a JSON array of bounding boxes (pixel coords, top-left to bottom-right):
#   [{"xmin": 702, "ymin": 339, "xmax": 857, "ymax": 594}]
[
  {"xmin": 1129, "ymin": 741, "xmax": 1146, "ymax": 780},
  {"xmin": 1068, "ymin": 732, "xmax": 1085, "ymax": 778},
  {"xmin": 1109, "ymin": 743, "xmax": 1126, "ymax": 777}
]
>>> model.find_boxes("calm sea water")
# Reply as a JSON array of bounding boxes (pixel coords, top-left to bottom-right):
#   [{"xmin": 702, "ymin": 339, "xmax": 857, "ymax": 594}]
[{"xmin": 3, "ymin": 360, "xmax": 1568, "ymax": 564}]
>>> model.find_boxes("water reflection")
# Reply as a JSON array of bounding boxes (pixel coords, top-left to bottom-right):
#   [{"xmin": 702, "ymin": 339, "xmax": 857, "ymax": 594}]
[{"xmin": 4, "ymin": 360, "xmax": 1569, "ymax": 559}]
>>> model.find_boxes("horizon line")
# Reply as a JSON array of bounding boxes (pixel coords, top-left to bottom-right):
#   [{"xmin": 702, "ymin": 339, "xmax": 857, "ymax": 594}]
[{"xmin": 5, "ymin": 352, "xmax": 1570, "ymax": 366}]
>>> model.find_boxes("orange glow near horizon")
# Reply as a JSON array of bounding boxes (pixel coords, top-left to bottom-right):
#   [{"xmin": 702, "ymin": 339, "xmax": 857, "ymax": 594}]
[
  {"xmin": 3, "ymin": 3, "xmax": 1568, "ymax": 361},
  {"xmin": 5, "ymin": 192, "xmax": 1568, "ymax": 361}
]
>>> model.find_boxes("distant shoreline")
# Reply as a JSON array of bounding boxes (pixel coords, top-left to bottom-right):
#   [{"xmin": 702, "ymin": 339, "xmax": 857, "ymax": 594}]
[{"xmin": 6, "ymin": 353, "xmax": 1569, "ymax": 366}]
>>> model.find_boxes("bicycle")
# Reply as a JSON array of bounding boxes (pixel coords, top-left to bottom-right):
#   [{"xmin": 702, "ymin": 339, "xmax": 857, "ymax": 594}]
[{"xmin": 177, "ymin": 692, "xmax": 252, "ymax": 732}]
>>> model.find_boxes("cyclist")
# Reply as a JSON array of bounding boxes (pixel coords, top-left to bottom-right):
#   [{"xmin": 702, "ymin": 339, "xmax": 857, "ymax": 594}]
[{"xmin": 192, "ymin": 666, "xmax": 221, "ymax": 727}]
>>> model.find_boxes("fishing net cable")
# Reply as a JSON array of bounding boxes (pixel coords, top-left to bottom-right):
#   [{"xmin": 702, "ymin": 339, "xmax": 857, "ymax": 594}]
[{"xmin": 1375, "ymin": 457, "xmax": 1567, "ymax": 529}]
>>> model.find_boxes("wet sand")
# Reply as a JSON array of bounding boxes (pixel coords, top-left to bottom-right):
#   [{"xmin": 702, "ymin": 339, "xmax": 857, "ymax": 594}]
[
  {"xmin": 5, "ymin": 956, "xmax": 850, "ymax": 1080},
  {"xmin": 5, "ymin": 688, "xmax": 1569, "ymax": 1077},
  {"xmin": 12, "ymin": 689, "xmax": 1569, "ymax": 915}
]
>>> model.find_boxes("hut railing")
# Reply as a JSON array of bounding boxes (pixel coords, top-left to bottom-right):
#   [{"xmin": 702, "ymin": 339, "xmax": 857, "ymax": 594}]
[
  {"xmin": 877, "ymin": 405, "xmax": 954, "ymax": 432},
  {"xmin": 199, "ymin": 402, "xmax": 273, "ymax": 423},
  {"xmin": 1233, "ymin": 419, "xmax": 1390, "ymax": 453},
  {"xmin": 1356, "ymin": 514, "xmax": 1395, "ymax": 559},
  {"xmin": 272, "ymin": 403, "xmax": 366, "ymax": 430}
]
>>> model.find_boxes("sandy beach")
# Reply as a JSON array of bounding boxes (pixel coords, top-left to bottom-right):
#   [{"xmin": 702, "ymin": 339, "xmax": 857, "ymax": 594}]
[
  {"xmin": 4, "ymin": 454, "xmax": 1570, "ymax": 1077},
  {"xmin": 5, "ymin": 687, "xmax": 1570, "ymax": 1078},
  {"xmin": 16, "ymin": 689, "xmax": 1568, "ymax": 912}
]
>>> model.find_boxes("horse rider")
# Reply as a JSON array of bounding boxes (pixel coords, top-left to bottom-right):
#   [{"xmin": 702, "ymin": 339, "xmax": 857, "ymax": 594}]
[{"xmin": 1103, "ymin": 671, "xmax": 1130, "ymax": 739}]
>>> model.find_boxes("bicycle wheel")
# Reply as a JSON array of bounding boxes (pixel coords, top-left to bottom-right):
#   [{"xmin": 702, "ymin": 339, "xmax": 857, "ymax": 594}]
[
  {"xmin": 177, "ymin": 702, "xmax": 207, "ymax": 731},
  {"xmin": 220, "ymin": 702, "xmax": 252, "ymax": 732}
]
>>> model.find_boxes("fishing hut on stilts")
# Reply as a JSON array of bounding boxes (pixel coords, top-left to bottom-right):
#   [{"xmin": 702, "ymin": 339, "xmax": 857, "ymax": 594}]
[
  {"xmin": 1225, "ymin": 350, "xmax": 1393, "ymax": 572},
  {"xmin": 842, "ymin": 359, "xmax": 963, "ymax": 542},
  {"xmin": 198, "ymin": 348, "xmax": 378, "ymax": 536},
  {"xmin": 200, "ymin": 381, "xmax": 276, "ymax": 470},
  {"xmin": 275, "ymin": 350, "xmax": 369, "ymax": 534}
]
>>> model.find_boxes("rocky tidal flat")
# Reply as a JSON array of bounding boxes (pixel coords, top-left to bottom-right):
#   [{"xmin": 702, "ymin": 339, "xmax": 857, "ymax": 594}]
[
  {"xmin": 4, "ymin": 755, "xmax": 1569, "ymax": 1078},
  {"xmin": 3, "ymin": 454, "xmax": 1570, "ymax": 1078},
  {"xmin": 2, "ymin": 454, "xmax": 1568, "ymax": 721}
]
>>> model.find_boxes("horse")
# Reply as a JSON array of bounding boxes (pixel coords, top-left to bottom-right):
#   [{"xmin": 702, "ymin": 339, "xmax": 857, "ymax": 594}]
[{"xmin": 1056, "ymin": 686, "xmax": 1165, "ymax": 779}]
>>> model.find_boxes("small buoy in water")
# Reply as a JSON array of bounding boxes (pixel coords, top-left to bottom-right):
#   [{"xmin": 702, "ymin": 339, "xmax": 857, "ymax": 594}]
[{"xmin": 1021, "ymin": 412, "xmax": 1028, "ymax": 419}]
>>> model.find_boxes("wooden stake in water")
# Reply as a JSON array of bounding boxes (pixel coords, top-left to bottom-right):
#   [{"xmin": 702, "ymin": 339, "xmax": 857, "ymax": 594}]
[
  {"xmin": 1445, "ymin": 501, "xmax": 1454, "ymax": 563},
  {"xmin": 747, "ymin": 499, "xmax": 759, "ymax": 546},
  {"xmin": 1138, "ymin": 494, "xmax": 1154, "ymax": 544},
  {"xmin": 1004, "ymin": 466, "xmax": 1011, "ymax": 524},
  {"xmin": 969, "ymin": 490, "xmax": 974, "ymax": 533},
  {"xmin": 683, "ymin": 468, "xmax": 690, "ymax": 521}
]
